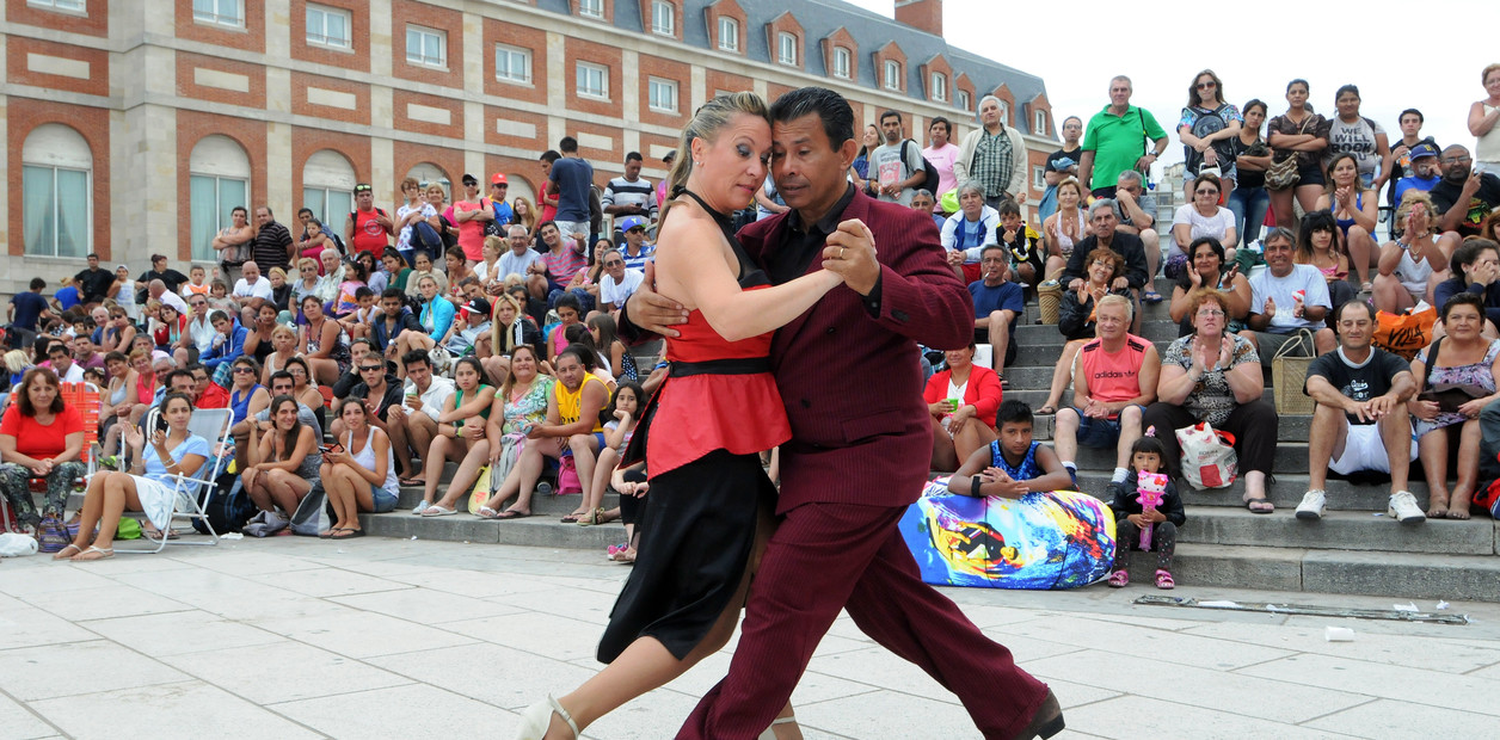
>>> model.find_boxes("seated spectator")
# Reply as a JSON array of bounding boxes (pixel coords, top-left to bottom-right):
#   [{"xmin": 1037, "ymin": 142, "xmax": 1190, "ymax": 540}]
[
  {"xmin": 475, "ymin": 345, "xmax": 553, "ymax": 516},
  {"xmin": 227, "ymin": 356, "xmax": 270, "ymax": 464},
  {"xmin": 910, "ymin": 189, "xmax": 945, "ymax": 230},
  {"xmin": 252, "ymin": 370, "xmax": 323, "ymax": 440},
  {"xmin": 231, "ymin": 262, "xmax": 274, "ymax": 327},
  {"xmin": 547, "ymin": 293, "xmax": 585, "ymax": 362},
  {"xmin": 330, "ymin": 339, "xmax": 376, "ymax": 398},
  {"xmin": 320, "ymin": 399, "xmax": 400, "ymax": 538},
  {"xmin": 1409, "ymin": 292, "xmax": 1500, "ymax": 520},
  {"xmin": 924, "ymin": 341, "xmax": 1002, "ymax": 472},
  {"xmin": 1294, "ymin": 210, "xmax": 1357, "ymax": 324},
  {"xmin": 1169, "ymin": 237, "xmax": 1250, "ymax": 338},
  {"xmin": 1374, "ymin": 191, "xmax": 1444, "ymax": 315},
  {"xmin": 1055, "ymin": 295, "xmax": 1160, "ymax": 489},
  {"xmin": 394, "ymin": 275, "xmax": 452, "ymax": 359},
  {"xmin": 382, "ymin": 249, "xmax": 414, "ymax": 294},
  {"xmin": 403, "ymin": 251, "xmax": 449, "ymax": 302},
  {"xmin": 538, "ymin": 221, "xmax": 590, "ymax": 310},
  {"xmin": 482, "ymin": 346, "xmax": 606, "ymax": 519},
  {"xmin": 473, "ymin": 235, "xmax": 506, "ymax": 288},
  {"xmin": 1169, "ymin": 173, "xmax": 1238, "ymax": 279},
  {"xmin": 417, "ymin": 357, "xmax": 498, "ymax": 516},
  {"xmin": 260, "ymin": 324, "xmax": 300, "ymax": 384},
  {"xmin": 358, "ymin": 251, "xmax": 388, "ymax": 296},
  {"xmin": 1038, "ymin": 247, "xmax": 1130, "ymax": 416},
  {"xmin": 1298, "ymin": 301, "xmax": 1423, "ymax": 523},
  {"xmin": 1433, "ymin": 238, "xmax": 1500, "ymax": 334},
  {"xmin": 337, "ymin": 286, "xmax": 379, "ymax": 341},
  {"xmin": 244, "ymin": 394, "xmax": 321, "ymax": 519},
  {"xmin": 281, "ymin": 357, "xmax": 325, "ymax": 428},
  {"xmin": 1239, "ymin": 227, "xmax": 1336, "ymax": 364},
  {"xmin": 333, "ymin": 354, "xmax": 402, "ymax": 441},
  {"xmin": 597, "ymin": 248, "xmax": 644, "ymax": 315},
  {"xmin": 181, "ymin": 265, "xmax": 212, "ymax": 298},
  {"xmin": 56, "ymin": 392, "xmax": 208, "ymax": 561},
  {"xmin": 298, "ymin": 294, "xmax": 351, "ymax": 387},
  {"xmin": 616, "ymin": 216, "xmax": 656, "ymax": 272},
  {"xmin": 588, "ymin": 314, "xmax": 638, "ymax": 382},
  {"xmin": 997, "ymin": 199, "xmax": 1044, "ymax": 295},
  {"xmin": 100, "ymin": 306, "xmax": 137, "ymax": 354},
  {"xmin": 1062, "ymin": 199, "xmax": 1149, "ymax": 331},
  {"xmin": 967, "ymin": 245, "xmax": 1023, "ymax": 379},
  {"xmin": 577, "ymin": 381, "xmax": 641, "ymax": 527},
  {"xmin": 188, "ymin": 362, "xmax": 229, "ymax": 409},
  {"xmin": 314, "ymin": 249, "xmax": 345, "ymax": 303},
  {"xmin": 0, "ymin": 367, "xmax": 87, "ymax": 533},
  {"xmin": 945, "ymin": 400, "xmax": 1074, "ymax": 496},
  {"xmin": 1144, "ymin": 288, "xmax": 1279, "ymax": 512},
  {"xmin": 199, "ymin": 310, "xmax": 248, "ymax": 378},
  {"xmin": 331, "ymin": 261, "xmax": 370, "ymax": 318},
  {"xmin": 441, "ymin": 298, "xmax": 492, "ymax": 358},
  {"xmin": 371, "ymin": 288, "xmax": 423, "ymax": 366},
  {"xmin": 941, "ymin": 181, "xmax": 999, "ymax": 284},
  {"xmin": 497, "ymin": 224, "xmax": 544, "ymax": 293},
  {"xmin": 240, "ymin": 303, "xmax": 280, "ymax": 366},
  {"xmin": 151, "ymin": 303, "xmax": 187, "ymax": 355},
  {"xmin": 1390, "ymin": 142, "xmax": 1442, "ymax": 221},
  {"xmin": 479, "ymin": 293, "xmax": 544, "ymax": 386},
  {"xmin": 177, "ymin": 293, "xmax": 216, "ymax": 367},
  {"xmin": 1105, "ymin": 434, "xmax": 1184, "ymax": 590},
  {"xmin": 387, "ymin": 350, "xmax": 455, "ymax": 487},
  {"xmin": 1112, "ymin": 171, "xmax": 1164, "ymax": 303},
  {"xmin": 1430, "ymin": 145, "xmax": 1500, "ymax": 262},
  {"xmin": 1043, "ymin": 176, "xmax": 1090, "ymax": 281},
  {"xmin": 560, "ymin": 324, "xmax": 617, "ymax": 393},
  {"xmin": 291, "ymin": 257, "xmax": 322, "ymax": 307},
  {"xmin": 207, "ymin": 279, "xmax": 239, "ymax": 317},
  {"xmin": 1314, "ymin": 154, "xmax": 1381, "ymax": 291},
  {"xmin": 45, "ymin": 341, "xmax": 84, "ymax": 383},
  {"xmin": 445, "ymin": 247, "xmax": 477, "ymax": 303},
  {"xmin": 266, "ymin": 266, "xmax": 293, "ymax": 313},
  {"xmin": 99, "ymin": 351, "xmax": 133, "ymax": 441}
]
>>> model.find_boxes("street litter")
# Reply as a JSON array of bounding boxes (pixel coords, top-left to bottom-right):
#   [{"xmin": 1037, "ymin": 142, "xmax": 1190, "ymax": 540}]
[
  {"xmin": 1324, "ymin": 626, "xmax": 1356, "ymax": 642},
  {"xmin": 1394, "ymin": 603, "xmax": 1418, "ymax": 612},
  {"xmin": 1134, "ymin": 595, "xmax": 1469, "ymax": 625},
  {"xmin": 1437, "ymin": 601, "xmax": 1451, "ymax": 610}
]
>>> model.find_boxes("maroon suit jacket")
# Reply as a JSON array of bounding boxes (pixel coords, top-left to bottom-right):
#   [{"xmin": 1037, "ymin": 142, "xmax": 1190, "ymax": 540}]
[{"xmin": 738, "ymin": 190, "xmax": 971, "ymax": 513}]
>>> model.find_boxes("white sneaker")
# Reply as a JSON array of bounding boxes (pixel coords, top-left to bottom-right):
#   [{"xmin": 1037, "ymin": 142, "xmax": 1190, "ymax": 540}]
[
  {"xmin": 411, "ymin": 501, "xmax": 430, "ymax": 516},
  {"xmin": 1388, "ymin": 490, "xmax": 1427, "ymax": 524},
  {"xmin": 1295, "ymin": 490, "xmax": 1326, "ymax": 521}
]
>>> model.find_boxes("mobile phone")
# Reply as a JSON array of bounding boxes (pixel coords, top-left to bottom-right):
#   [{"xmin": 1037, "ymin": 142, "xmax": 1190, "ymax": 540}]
[{"xmin": 321, "ymin": 443, "xmax": 344, "ymax": 455}]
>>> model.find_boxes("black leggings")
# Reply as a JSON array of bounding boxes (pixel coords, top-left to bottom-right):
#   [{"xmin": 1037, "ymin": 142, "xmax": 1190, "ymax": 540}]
[
  {"xmin": 1140, "ymin": 399, "xmax": 1279, "ymax": 479},
  {"xmin": 1113, "ymin": 520, "xmax": 1177, "ymax": 572}
]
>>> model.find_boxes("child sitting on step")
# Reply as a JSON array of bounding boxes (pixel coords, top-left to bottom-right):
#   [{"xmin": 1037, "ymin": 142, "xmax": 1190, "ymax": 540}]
[
  {"xmin": 946, "ymin": 400, "xmax": 1074, "ymax": 498},
  {"xmin": 1106, "ymin": 431, "xmax": 1186, "ymax": 589}
]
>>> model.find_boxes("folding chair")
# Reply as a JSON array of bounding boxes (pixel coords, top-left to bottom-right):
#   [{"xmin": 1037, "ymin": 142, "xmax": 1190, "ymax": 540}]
[
  {"xmin": 0, "ymin": 383, "xmax": 101, "ymax": 533},
  {"xmin": 117, "ymin": 407, "xmax": 234, "ymax": 554}
]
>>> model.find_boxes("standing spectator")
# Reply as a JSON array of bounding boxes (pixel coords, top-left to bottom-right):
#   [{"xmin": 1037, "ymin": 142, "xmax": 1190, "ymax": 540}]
[
  {"xmin": 1239, "ymin": 227, "xmax": 1337, "ymax": 363},
  {"xmin": 967, "ymin": 245, "xmax": 1024, "ymax": 376},
  {"xmin": 50, "ymin": 277, "xmax": 81, "ymax": 314},
  {"xmin": 137, "ymin": 254, "xmax": 189, "ymax": 297},
  {"xmin": 1078, "ymin": 76, "xmax": 1169, "ymax": 199},
  {"xmin": 1177, "ymin": 69, "xmax": 1242, "ymax": 202},
  {"xmin": 615, "ymin": 216, "xmax": 656, "ymax": 272},
  {"xmin": 1324, "ymin": 85, "xmax": 1392, "ymax": 191},
  {"xmin": 1409, "ymin": 292, "xmax": 1500, "ymax": 519},
  {"xmin": 597, "ymin": 248, "xmax": 643, "ymax": 314},
  {"xmin": 1430, "ymin": 145, "xmax": 1500, "ymax": 257},
  {"xmin": 73, "ymin": 253, "xmax": 114, "ymax": 308},
  {"xmin": 1390, "ymin": 109, "xmax": 1437, "ymax": 184},
  {"xmin": 1298, "ymin": 301, "xmax": 1423, "ymax": 523},
  {"xmin": 424, "ymin": 182, "xmax": 455, "ymax": 251},
  {"xmin": 1267, "ymin": 79, "xmax": 1331, "ymax": 232},
  {"xmin": 1111, "ymin": 171, "xmax": 1163, "ymax": 301},
  {"xmin": 489, "ymin": 173, "xmax": 514, "ymax": 228},
  {"xmin": 344, "ymin": 183, "xmax": 395, "ymax": 259},
  {"xmin": 395, "ymin": 177, "xmax": 440, "ymax": 262},
  {"xmin": 1470, "ymin": 64, "xmax": 1500, "ymax": 175},
  {"xmin": 231, "ymin": 261, "xmax": 275, "ymax": 327},
  {"xmin": 850, "ymin": 124, "xmax": 880, "ymax": 197},
  {"xmin": 1228, "ymin": 99, "xmax": 1273, "ymax": 247},
  {"xmin": 1055, "ymin": 294, "xmax": 1160, "ymax": 491},
  {"xmin": 445, "ymin": 174, "xmax": 495, "ymax": 264},
  {"xmin": 1374, "ymin": 191, "xmax": 1442, "ymax": 315},
  {"xmin": 1039, "ymin": 116, "xmax": 1084, "ymax": 221},
  {"xmin": 1170, "ymin": 172, "xmax": 1238, "ymax": 278},
  {"xmin": 602, "ymin": 152, "xmax": 657, "ymax": 222},
  {"xmin": 0, "ymin": 368, "xmax": 87, "ymax": 533},
  {"xmin": 654, "ymin": 149, "xmax": 675, "ymax": 212},
  {"xmin": 1145, "ymin": 288, "xmax": 1278, "ymax": 511},
  {"xmin": 940, "ymin": 181, "xmax": 999, "ymax": 284},
  {"xmin": 7, "ymin": 278, "xmax": 54, "ymax": 346},
  {"xmin": 1104, "ymin": 435, "xmax": 1184, "ymax": 590},
  {"xmin": 922, "ymin": 116, "xmax": 962, "ymax": 207},
  {"xmin": 869, "ymin": 110, "xmax": 926, "ymax": 206},
  {"xmin": 294, "ymin": 209, "xmax": 334, "ymax": 265},
  {"xmin": 250, "ymin": 206, "xmax": 295, "ymax": 274},
  {"xmin": 1314, "ymin": 153, "xmax": 1381, "ymax": 291},
  {"xmin": 550, "ymin": 136, "xmax": 595, "ymax": 246},
  {"xmin": 954, "ymin": 96, "xmax": 1030, "ymax": 208},
  {"xmin": 1390, "ymin": 142, "xmax": 1443, "ymax": 213},
  {"xmin": 537, "ymin": 150, "xmax": 561, "ymax": 225}
]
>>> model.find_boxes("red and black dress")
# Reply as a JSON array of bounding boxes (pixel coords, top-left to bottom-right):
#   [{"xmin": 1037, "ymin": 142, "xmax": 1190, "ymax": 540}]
[{"xmin": 599, "ymin": 191, "xmax": 791, "ymax": 662}]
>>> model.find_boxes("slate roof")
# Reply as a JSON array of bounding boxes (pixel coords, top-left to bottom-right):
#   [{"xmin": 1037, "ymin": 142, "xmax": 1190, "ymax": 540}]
[{"xmin": 530, "ymin": 0, "xmax": 1052, "ymax": 137}]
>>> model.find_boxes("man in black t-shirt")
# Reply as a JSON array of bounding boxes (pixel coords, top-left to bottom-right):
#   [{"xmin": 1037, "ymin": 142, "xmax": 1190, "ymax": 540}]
[
  {"xmin": 1040, "ymin": 116, "xmax": 1084, "ymax": 221},
  {"xmin": 1431, "ymin": 144, "xmax": 1500, "ymax": 257},
  {"xmin": 1298, "ymin": 301, "xmax": 1422, "ymax": 523},
  {"xmin": 74, "ymin": 253, "xmax": 115, "ymax": 308}
]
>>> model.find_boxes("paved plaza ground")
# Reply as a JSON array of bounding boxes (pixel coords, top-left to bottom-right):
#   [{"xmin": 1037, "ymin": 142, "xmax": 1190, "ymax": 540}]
[{"xmin": 1, "ymin": 536, "xmax": 1497, "ymax": 739}]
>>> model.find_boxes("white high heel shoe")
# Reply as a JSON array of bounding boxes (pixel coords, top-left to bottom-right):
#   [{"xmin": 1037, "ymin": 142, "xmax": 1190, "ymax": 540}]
[{"xmin": 514, "ymin": 695, "xmax": 579, "ymax": 740}]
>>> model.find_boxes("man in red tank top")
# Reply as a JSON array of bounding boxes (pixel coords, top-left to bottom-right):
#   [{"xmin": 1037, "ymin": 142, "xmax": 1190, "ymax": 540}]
[
  {"xmin": 345, "ymin": 183, "xmax": 394, "ymax": 258},
  {"xmin": 1055, "ymin": 294, "xmax": 1161, "ymax": 488}
]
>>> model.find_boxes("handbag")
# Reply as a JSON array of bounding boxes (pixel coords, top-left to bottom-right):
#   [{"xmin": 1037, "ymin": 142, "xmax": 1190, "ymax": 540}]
[
  {"xmin": 1417, "ymin": 337, "xmax": 1490, "ymax": 412},
  {"xmin": 467, "ymin": 467, "xmax": 491, "ymax": 515},
  {"xmin": 1176, "ymin": 421, "xmax": 1238, "ymax": 490},
  {"xmin": 1372, "ymin": 302, "xmax": 1437, "ymax": 361},
  {"xmin": 1264, "ymin": 116, "xmax": 1311, "ymax": 190},
  {"xmin": 1271, "ymin": 329, "xmax": 1316, "ymax": 415}
]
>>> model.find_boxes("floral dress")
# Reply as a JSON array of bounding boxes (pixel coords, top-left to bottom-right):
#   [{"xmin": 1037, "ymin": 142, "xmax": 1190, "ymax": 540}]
[
  {"xmin": 503, "ymin": 376, "xmax": 554, "ymax": 435},
  {"xmin": 304, "ymin": 318, "xmax": 352, "ymax": 376},
  {"xmin": 1161, "ymin": 333, "xmax": 1260, "ymax": 426},
  {"xmin": 1413, "ymin": 339, "xmax": 1500, "ymax": 438}
]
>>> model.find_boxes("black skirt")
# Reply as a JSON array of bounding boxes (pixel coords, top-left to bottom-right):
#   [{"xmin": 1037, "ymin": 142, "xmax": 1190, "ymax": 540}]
[{"xmin": 598, "ymin": 449, "xmax": 775, "ymax": 662}]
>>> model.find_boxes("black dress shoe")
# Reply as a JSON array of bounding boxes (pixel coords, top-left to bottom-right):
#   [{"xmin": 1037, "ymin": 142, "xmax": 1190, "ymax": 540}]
[{"xmin": 1011, "ymin": 687, "xmax": 1064, "ymax": 740}]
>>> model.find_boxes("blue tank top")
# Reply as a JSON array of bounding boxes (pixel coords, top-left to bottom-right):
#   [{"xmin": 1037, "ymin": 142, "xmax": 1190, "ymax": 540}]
[
  {"xmin": 229, "ymin": 384, "xmax": 263, "ymax": 426},
  {"xmin": 1335, "ymin": 193, "xmax": 1362, "ymax": 235},
  {"xmin": 989, "ymin": 440, "xmax": 1042, "ymax": 481}
]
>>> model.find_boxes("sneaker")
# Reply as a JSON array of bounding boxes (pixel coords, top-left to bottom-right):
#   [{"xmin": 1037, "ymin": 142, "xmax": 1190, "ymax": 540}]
[
  {"xmin": 1387, "ymin": 490, "xmax": 1427, "ymax": 524},
  {"xmin": 411, "ymin": 501, "xmax": 431, "ymax": 516},
  {"xmin": 1295, "ymin": 489, "xmax": 1326, "ymax": 521}
]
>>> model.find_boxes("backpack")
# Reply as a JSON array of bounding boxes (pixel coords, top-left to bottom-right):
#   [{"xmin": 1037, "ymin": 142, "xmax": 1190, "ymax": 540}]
[
  {"xmin": 194, "ymin": 471, "xmax": 257, "ymax": 535},
  {"xmin": 902, "ymin": 139, "xmax": 941, "ymax": 193}
]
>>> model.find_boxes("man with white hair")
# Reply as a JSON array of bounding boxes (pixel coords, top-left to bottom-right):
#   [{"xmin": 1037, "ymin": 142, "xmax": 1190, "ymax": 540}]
[
  {"xmin": 232, "ymin": 261, "xmax": 274, "ymax": 326},
  {"xmin": 953, "ymin": 95, "xmax": 1029, "ymax": 210}
]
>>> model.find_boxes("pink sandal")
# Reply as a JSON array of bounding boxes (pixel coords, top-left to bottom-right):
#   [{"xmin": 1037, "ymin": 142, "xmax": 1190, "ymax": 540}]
[
  {"xmin": 1154, "ymin": 569, "xmax": 1175, "ymax": 590},
  {"xmin": 1107, "ymin": 569, "xmax": 1129, "ymax": 588}
]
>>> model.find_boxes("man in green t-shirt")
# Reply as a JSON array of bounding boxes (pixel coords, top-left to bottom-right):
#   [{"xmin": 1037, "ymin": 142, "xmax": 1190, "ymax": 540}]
[{"xmin": 1078, "ymin": 76, "xmax": 1169, "ymax": 198}]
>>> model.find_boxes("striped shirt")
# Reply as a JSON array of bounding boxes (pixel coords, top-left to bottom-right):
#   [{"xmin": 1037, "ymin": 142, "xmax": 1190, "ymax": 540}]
[{"xmin": 602, "ymin": 176, "xmax": 657, "ymax": 219}]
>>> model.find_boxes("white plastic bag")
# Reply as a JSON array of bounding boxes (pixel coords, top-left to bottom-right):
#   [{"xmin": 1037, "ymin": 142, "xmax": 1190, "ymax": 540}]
[
  {"xmin": 0, "ymin": 532, "xmax": 40, "ymax": 557},
  {"xmin": 1176, "ymin": 421, "xmax": 1238, "ymax": 489}
]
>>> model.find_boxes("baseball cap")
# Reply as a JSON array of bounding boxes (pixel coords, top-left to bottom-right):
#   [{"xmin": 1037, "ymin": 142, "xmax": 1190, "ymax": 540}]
[
  {"xmin": 116, "ymin": 263, "xmax": 130, "ymax": 272},
  {"xmin": 662, "ymin": 149, "xmax": 677, "ymax": 164},
  {"xmin": 1410, "ymin": 142, "xmax": 1440, "ymax": 160},
  {"xmin": 619, "ymin": 215, "xmax": 647, "ymax": 233},
  {"xmin": 461, "ymin": 173, "xmax": 478, "ymax": 186},
  {"xmin": 491, "ymin": 173, "xmax": 509, "ymax": 185},
  {"xmin": 461, "ymin": 297, "xmax": 492, "ymax": 318}
]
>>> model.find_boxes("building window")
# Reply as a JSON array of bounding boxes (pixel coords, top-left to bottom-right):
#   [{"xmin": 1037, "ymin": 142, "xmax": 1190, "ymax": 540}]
[
  {"xmin": 832, "ymin": 47, "xmax": 851, "ymax": 79},
  {"xmin": 577, "ymin": 61, "xmax": 609, "ymax": 99},
  {"xmin": 1034, "ymin": 110, "xmax": 1047, "ymax": 135},
  {"xmin": 777, "ymin": 32, "xmax": 797, "ymax": 67},
  {"xmin": 305, "ymin": 3, "xmax": 351, "ymax": 49},
  {"xmin": 579, "ymin": 0, "xmax": 604, "ymax": 19},
  {"xmin": 884, "ymin": 60, "xmax": 901, "ymax": 91},
  {"xmin": 648, "ymin": 78, "xmax": 678, "ymax": 113},
  {"xmin": 302, "ymin": 149, "xmax": 355, "ymax": 229},
  {"xmin": 189, "ymin": 136, "xmax": 251, "ymax": 262},
  {"xmin": 717, "ymin": 16, "xmax": 739, "ymax": 52},
  {"xmin": 192, "ymin": 0, "xmax": 244, "ymax": 28},
  {"xmin": 406, "ymin": 25, "xmax": 446, "ymax": 68},
  {"xmin": 957, "ymin": 90, "xmax": 971, "ymax": 112},
  {"xmin": 651, "ymin": 0, "xmax": 674, "ymax": 36},
  {"xmin": 495, "ymin": 44, "xmax": 532, "ymax": 84},
  {"xmin": 930, "ymin": 72, "xmax": 947, "ymax": 102},
  {"xmin": 1033, "ymin": 166, "xmax": 1046, "ymax": 190},
  {"xmin": 21, "ymin": 124, "xmax": 91, "ymax": 258},
  {"xmin": 28, "ymin": 0, "xmax": 86, "ymax": 11},
  {"xmin": 406, "ymin": 163, "xmax": 452, "ymax": 199}
]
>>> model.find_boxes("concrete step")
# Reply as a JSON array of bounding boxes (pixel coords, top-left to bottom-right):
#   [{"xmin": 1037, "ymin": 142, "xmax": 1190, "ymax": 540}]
[
  {"xmin": 1175, "ymin": 507, "xmax": 1496, "ymax": 556},
  {"xmin": 393, "ymin": 485, "xmax": 619, "ymax": 515},
  {"xmin": 359, "ymin": 509, "xmax": 627, "ymax": 550},
  {"xmin": 1013, "ymin": 321, "xmax": 1181, "ymax": 345},
  {"xmin": 1024, "ymin": 411, "xmax": 1313, "ymax": 443},
  {"xmin": 1071, "ymin": 441, "xmax": 1322, "ymax": 478},
  {"xmin": 1067, "ymin": 470, "xmax": 1429, "ymax": 513}
]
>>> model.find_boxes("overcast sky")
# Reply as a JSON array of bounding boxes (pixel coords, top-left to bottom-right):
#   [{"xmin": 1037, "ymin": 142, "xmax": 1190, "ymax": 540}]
[{"xmin": 845, "ymin": 0, "xmax": 1494, "ymax": 177}]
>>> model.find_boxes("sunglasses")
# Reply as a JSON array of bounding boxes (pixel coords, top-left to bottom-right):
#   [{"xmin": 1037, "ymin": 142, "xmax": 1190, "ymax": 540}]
[
  {"xmin": 354, "ymin": 185, "xmax": 372, "ymax": 193},
  {"xmin": 1196, "ymin": 188, "xmax": 1220, "ymax": 195},
  {"xmin": 1196, "ymin": 81, "xmax": 1216, "ymax": 89},
  {"xmin": 232, "ymin": 367, "xmax": 255, "ymax": 374},
  {"xmin": 359, "ymin": 365, "xmax": 384, "ymax": 372}
]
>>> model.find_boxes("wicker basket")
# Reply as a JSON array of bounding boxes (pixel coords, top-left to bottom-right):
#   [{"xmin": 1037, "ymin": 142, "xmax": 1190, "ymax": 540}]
[
  {"xmin": 1037, "ymin": 280, "xmax": 1063, "ymax": 325},
  {"xmin": 1270, "ymin": 330, "xmax": 1315, "ymax": 415}
]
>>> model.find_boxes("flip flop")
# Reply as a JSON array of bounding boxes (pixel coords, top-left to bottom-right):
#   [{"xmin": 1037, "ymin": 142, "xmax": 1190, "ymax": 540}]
[
  {"xmin": 1142, "ymin": 290, "xmax": 1164, "ymax": 304},
  {"xmin": 420, "ymin": 505, "xmax": 458, "ymax": 517},
  {"xmin": 560, "ymin": 512, "xmax": 586, "ymax": 523},
  {"xmin": 330, "ymin": 528, "xmax": 366, "ymax": 539},
  {"xmin": 1035, "ymin": 405, "xmax": 1057, "ymax": 416},
  {"xmin": 494, "ymin": 509, "xmax": 532, "ymax": 520},
  {"xmin": 476, "ymin": 506, "xmax": 500, "ymax": 519},
  {"xmin": 52, "ymin": 544, "xmax": 82, "ymax": 561},
  {"xmin": 1244, "ymin": 498, "xmax": 1275, "ymax": 514},
  {"xmin": 399, "ymin": 477, "xmax": 425, "ymax": 487}
]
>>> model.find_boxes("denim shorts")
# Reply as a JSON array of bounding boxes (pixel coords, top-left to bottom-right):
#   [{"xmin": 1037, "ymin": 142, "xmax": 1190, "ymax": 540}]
[
  {"xmin": 370, "ymin": 484, "xmax": 398, "ymax": 513},
  {"xmin": 1074, "ymin": 413, "xmax": 1123, "ymax": 449}
]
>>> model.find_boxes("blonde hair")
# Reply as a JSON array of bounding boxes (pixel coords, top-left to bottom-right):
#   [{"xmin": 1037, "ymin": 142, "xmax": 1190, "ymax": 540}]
[
  {"xmin": 483, "ymin": 235, "xmax": 505, "ymax": 254},
  {"xmin": 1055, "ymin": 176, "xmax": 1084, "ymax": 202},
  {"xmin": 1483, "ymin": 63, "xmax": 1500, "ymax": 85},
  {"xmin": 297, "ymin": 257, "xmax": 318, "ymax": 272},
  {"xmin": 425, "ymin": 182, "xmax": 447, "ymax": 199},
  {"xmin": 659, "ymin": 92, "xmax": 771, "ymax": 227},
  {"xmin": 1395, "ymin": 189, "xmax": 1436, "ymax": 227},
  {"xmin": 271, "ymin": 324, "xmax": 297, "ymax": 343},
  {"xmin": 3, "ymin": 350, "xmax": 30, "ymax": 375},
  {"xmin": 268, "ymin": 266, "xmax": 288, "ymax": 280}
]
